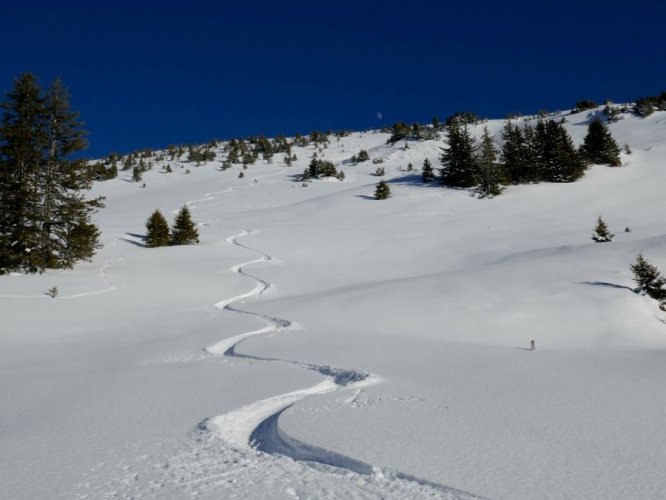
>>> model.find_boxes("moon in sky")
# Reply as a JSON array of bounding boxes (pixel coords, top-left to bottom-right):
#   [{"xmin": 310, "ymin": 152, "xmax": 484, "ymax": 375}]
[{"xmin": 376, "ymin": 112, "xmax": 383, "ymax": 120}]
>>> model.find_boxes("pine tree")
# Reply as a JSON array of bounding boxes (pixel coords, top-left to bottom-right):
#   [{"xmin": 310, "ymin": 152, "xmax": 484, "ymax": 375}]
[
  {"xmin": 440, "ymin": 123, "xmax": 477, "ymax": 188},
  {"xmin": 580, "ymin": 118, "xmax": 621, "ymax": 166},
  {"xmin": 170, "ymin": 205, "xmax": 199, "ymax": 245},
  {"xmin": 374, "ymin": 179, "xmax": 391, "ymax": 199},
  {"xmin": 145, "ymin": 210, "xmax": 170, "ymax": 247},
  {"xmin": 0, "ymin": 73, "xmax": 44, "ymax": 272},
  {"xmin": 475, "ymin": 126, "xmax": 504, "ymax": 198},
  {"xmin": 39, "ymin": 78, "xmax": 101, "ymax": 268},
  {"xmin": 501, "ymin": 122, "xmax": 528, "ymax": 184},
  {"xmin": 630, "ymin": 254, "xmax": 666, "ymax": 301},
  {"xmin": 539, "ymin": 120, "xmax": 585, "ymax": 183},
  {"xmin": 591, "ymin": 216, "xmax": 614, "ymax": 242},
  {"xmin": 422, "ymin": 158, "xmax": 435, "ymax": 183},
  {"xmin": 0, "ymin": 74, "xmax": 100, "ymax": 273}
]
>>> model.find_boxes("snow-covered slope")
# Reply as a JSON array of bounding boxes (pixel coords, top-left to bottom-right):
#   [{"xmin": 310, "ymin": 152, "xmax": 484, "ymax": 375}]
[{"xmin": 2, "ymin": 108, "xmax": 666, "ymax": 499}]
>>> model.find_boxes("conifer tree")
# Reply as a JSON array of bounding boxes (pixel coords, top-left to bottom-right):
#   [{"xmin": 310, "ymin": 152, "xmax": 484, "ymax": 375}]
[
  {"xmin": 374, "ymin": 179, "xmax": 391, "ymax": 199},
  {"xmin": 422, "ymin": 158, "xmax": 435, "ymax": 183},
  {"xmin": 630, "ymin": 254, "xmax": 666, "ymax": 301},
  {"xmin": 145, "ymin": 210, "xmax": 170, "ymax": 247},
  {"xmin": 0, "ymin": 74, "xmax": 100, "ymax": 273},
  {"xmin": 475, "ymin": 127, "xmax": 504, "ymax": 198},
  {"xmin": 539, "ymin": 120, "xmax": 585, "ymax": 183},
  {"xmin": 440, "ymin": 122, "xmax": 477, "ymax": 188},
  {"xmin": 0, "ymin": 74, "xmax": 44, "ymax": 272},
  {"xmin": 580, "ymin": 118, "xmax": 621, "ymax": 166},
  {"xmin": 591, "ymin": 216, "xmax": 614, "ymax": 242},
  {"xmin": 170, "ymin": 205, "xmax": 199, "ymax": 245},
  {"xmin": 40, "ymin": 78, "xmax": 101, "ymax": 268}
]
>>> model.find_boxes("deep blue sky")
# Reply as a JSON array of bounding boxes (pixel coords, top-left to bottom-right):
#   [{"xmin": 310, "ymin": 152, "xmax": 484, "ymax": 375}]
[{"xmin": 1, "ymin": 0, "xmax": 664, "ymax": 158}]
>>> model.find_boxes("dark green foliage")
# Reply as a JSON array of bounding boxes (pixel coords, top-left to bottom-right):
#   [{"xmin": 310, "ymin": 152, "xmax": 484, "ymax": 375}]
[
  {"xmin": 630, "ymin": 254, "xmax": 666, "ymax": 302},
  {"xmin": 306, "ymin": 158, "xmax": 338, "ymax": 179},
  {"xmin": 188, "ymin": 145, "xmax": 216, "ymax": 164},
  {"xmin": 537, "ymin": 120, "xmax": 585, "ymax": 182},
  {"xmin": 422, "ymin": 159, "xmax": 435, "ymax": 183},
  {"xmin": 501, "ymin": 120, "xmax": 584, "ymax": 184},
  {"xmin": 573, "ymin": 100, "xmax": 598, "ymax": 112},
  {"xmin": 633, "ymin": 92, "xmax": 666, "ymax": 117},
  {"xmin": 374, "ymin": 179, "xmax": 391, "ymax": 199},
  {"xmin": 634, "ymin": 97, "xmax": 655, "ymax": 117},
  {"xmin": 145, "ymin": 210, "xmax": 170, "ymax": 247},
  {"xmin": 132, "ymin": 166, "xmax": 142, "ymax": 182},
  {"xmin": 444, "ymin": 112, "xmax": 480, "ymax": 127},
  {"xmin": 591, "ymin": 216, "xmax": 614, "ymax": 242},
  {"xmin": 0, "ymin": 74, "xmax": 101, "ymax": 273},
  {"xmin": 500, "ymin": 122, "xmax": 538, "ymax": 184},
  {"xmin": 439, "ymin": 123, "xmax": 477, "ymax": 188},
  {"xmin": 474, "ymin": 127, "xmax": 504, "ymax": 198},
  {"xmin": 357, "ymin": 149, "xmax": 370, "ymax": 162},
  {"xmin": 374, "ymin": 167, "xmax": 385, "ymax": 176},
  {"xmin": 170, "ymin": 206, "xmax": 199, "ymax": 245},
  {"xmin": 89, "ymin": 161, "xmax": 118, "ymax": 181},
  {"xmin": 603, "ymin": 105, "xmax": 622, "ymax": 123},
  {"xmin": 580, "ymin": 118, "xmax": 621, "ymax": 166}
]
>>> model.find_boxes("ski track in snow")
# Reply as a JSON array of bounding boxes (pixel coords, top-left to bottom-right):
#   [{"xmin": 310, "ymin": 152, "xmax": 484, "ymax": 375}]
[
  {"xmin": 191, "ymin": 228, "xmax": 486, "ymax": 499},
  {"xmin": 0, "ymin": 238, "xmax": 124, "ymax": 300}
]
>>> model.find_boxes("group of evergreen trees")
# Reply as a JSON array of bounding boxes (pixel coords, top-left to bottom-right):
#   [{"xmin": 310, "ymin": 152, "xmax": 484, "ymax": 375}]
[
  {"xmin": 145, "ymin": 206, "xmax": 199, "ymax": 248},
  {"xmin": 0, "ymin": 74, "xmax": 102, "ymax": 273},
  {"xmin": 432, "ymin": 116, "xmax": 622, "ymax": 197}
]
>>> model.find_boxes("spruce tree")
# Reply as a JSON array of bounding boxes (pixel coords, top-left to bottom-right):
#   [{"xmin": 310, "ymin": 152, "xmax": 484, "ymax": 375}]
[
  {"xmin": 170, "ymin": 205, "xmax": 199, "ymax": 245},
  {"xmin": 374, "ymin": 179, "xmax": 391, "ymax": 199},
  {"xmin": 0, "ymin": 74, "xmax": 100, "ymax": 273},
  {"xmin": 580, "ymin": 118, "xmax": 621, "ymax": 166},
  {"xmin": 422, "ymin": 158, "xmax": 435, "ymax": 183},
  {"xmin": 145, "ymin": 210, "xmax": 170, "ymax": 247},
  {"xmin": 475, "ymin": 126, "xmax": 504, "ymax": 198},
  {"xmin": 630, "ymin": 254, "xmax": 666, "ymax": 301},
  {"xmin": 539, "ymin": 120, "xmax": 585, "ymax": 183},
  {"xmin": 440, "ymin": 123, "xmax": 477, "ymax": 188},
  {"xmin": 591, "ymin": 216, "xmax": 614, "ymax": 242},
  {"xmin": 0, "ymin": 73, "xmax": 44, "ymax": 272},
  {"xmin": 40, "ymin": 78, "xmax": 101, "ymax": 268}
]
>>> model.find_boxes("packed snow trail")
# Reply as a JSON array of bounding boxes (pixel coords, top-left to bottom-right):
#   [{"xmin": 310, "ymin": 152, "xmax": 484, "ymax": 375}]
[{"xmin": 198, "ymin": 229, "xmax": 486, "ymax": 499}]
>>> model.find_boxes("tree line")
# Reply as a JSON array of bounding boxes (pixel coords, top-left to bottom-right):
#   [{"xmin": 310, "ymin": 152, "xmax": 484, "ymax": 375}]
[{"xmin": 423, "ymin": 116, "xmax": 622, "ymax": 198}]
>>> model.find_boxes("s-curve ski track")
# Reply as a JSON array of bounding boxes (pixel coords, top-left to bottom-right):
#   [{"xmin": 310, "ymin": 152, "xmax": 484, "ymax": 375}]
[{"xmin": 198, "ymin": 229, "xmax": 486, "ymax": 499}]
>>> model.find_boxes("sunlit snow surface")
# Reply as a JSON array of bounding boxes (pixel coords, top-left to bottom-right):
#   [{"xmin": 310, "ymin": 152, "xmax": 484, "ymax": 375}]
[{"xmin": 2, "ymin": 108, "xmax": 666, "ymax": 499}]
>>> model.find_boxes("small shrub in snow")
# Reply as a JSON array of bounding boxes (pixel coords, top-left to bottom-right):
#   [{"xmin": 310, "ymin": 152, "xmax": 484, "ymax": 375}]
[
  {"xmin": 374, "ymin": 167, "xmax": 385, "ymax": 177},
  {"xmin": 46, "ymin": 286, "xmax": 58, "ymax": 298},
  {"xmin": 591, "ymin": 216, "xmax": 614, "ymax": 242},
  {"xmin": 422, "ymin": 159, "xmax": 435, "ymax": 183},
  {"xmin": 630, "ymin": 254, "xmax": 666, "ymax": 302},
  {"xmin": 374, "ymin": 180, "xmax": 391, "ymax": 200},
  {"xmin": 573, "ymin": 100, "xmax": 598, "ymax": 113}
]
